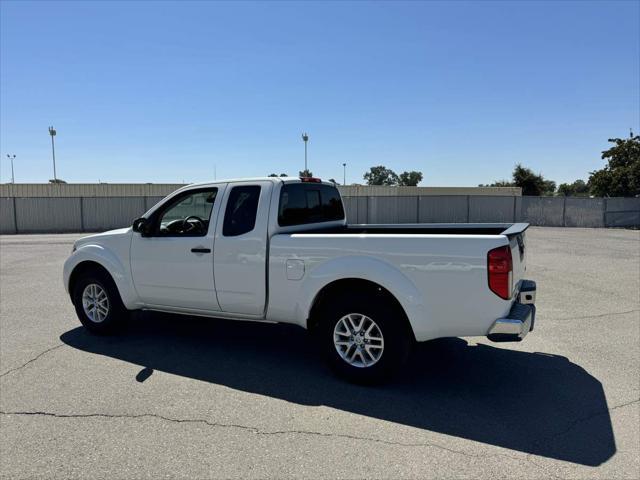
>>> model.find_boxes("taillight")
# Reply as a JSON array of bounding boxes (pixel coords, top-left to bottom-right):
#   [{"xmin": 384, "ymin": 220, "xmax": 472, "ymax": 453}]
[
  {"xmin": 300, "ymin": 177, "xmax": 322, "ymax": 183},
  {"xmin": 487, "ymin": 245, "xmax": 512, "ymax": 299}
]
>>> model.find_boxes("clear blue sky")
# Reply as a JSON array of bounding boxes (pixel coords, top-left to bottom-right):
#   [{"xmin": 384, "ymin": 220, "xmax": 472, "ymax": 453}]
[{"xmin": 1, "ymin": 0, "xmax": 638, "ymax": 186}]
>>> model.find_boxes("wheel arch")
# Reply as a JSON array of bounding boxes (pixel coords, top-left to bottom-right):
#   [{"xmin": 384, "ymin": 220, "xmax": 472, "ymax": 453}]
[
  {"xmin": 64, "ymin": 246, "xmax": 138, "ymax": 309},
  {"xmin": 307, "ymin": 278, "xmax": 416, "ymax": 342},
  {"xmin": 68, "ymin": 260, "xmax": 113, "ymax": 297}
]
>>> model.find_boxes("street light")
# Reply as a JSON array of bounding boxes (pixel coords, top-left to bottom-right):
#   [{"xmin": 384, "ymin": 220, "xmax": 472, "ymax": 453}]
[
  {"xmin": 6, "ymin": 154, "xmax": 16, "ymax": 183},
  {"xmin": 48, "ymin": 126, "xmax": 57, "ymax": 181},
  {"xmin": 302, "ymin": 132, "xmax": 309, "ymax": 173},
  {"xmin": 342, "ymin": 163, "xmax": 346, "ymax": 185}
]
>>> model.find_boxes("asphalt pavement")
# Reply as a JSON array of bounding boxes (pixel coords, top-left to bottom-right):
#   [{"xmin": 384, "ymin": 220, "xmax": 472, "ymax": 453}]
[{"xmin": 1, "ymin": 227, "xmax": 638, "ymax": 479}]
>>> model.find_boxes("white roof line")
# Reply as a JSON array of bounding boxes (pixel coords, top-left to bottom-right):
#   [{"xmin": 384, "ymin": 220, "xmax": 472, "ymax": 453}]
[{"xmin": 185, "ymin": 177, "xmax": 335, "ymax": 188}]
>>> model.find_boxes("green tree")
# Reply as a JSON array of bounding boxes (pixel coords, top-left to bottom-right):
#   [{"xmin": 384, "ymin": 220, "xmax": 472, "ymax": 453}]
[
  {"xmin": 483, "ymin": 165, "xmax": 555, "ymax": 195},
  {"xmin": 363, "ymin": 165, "xmax": 399, "ymax": 185},
  {"xmin": 398, "ymin": 171, "xmax": 423, "ymax": 186},
  {"xmin": 299, "ymin": 169, "xmax": 313, "ymax": 178},
  {"xmin": 588, "ymin": 134, "xmax": 640, "ymax": 197},
  {"xmin": 558, "ymin": 179, "xmax": 590, "ymax": 197},
  {"xmin": 268, "ymin": 173, "xmax": 288, "ymax": 177},
  {"xmin": 479, "ymin": 180, "xmax": 515, "ymax": 187},
  {"xmin": 512, "ymin": 164, "xmax": 556, "ymax": 196}
]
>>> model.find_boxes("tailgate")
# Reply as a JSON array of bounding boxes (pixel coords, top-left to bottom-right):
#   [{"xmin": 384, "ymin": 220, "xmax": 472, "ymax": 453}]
[{"xmin": 503, "ymin": 224, "xmax": 529, "ymax": 294}]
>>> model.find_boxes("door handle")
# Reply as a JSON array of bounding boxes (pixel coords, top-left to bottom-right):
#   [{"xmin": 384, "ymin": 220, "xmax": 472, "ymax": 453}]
[{"xmin": 191, "ymin": 247, "xmax": 211, "ymax": 254}]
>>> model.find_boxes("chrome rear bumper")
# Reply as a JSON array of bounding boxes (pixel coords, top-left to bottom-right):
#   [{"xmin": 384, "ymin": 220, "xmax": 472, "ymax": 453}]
[{"xmin": 487, "ymin": 280, "xmax": 536, "ymax": 342}]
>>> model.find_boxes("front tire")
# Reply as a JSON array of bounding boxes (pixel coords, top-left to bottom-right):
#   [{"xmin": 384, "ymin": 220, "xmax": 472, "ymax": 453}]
[
  {"xmin": 318, "ymin": 292, "xmax": 413, "ymax": 384},
  {"xmin": 72, "ymin": 270, "xmax": 128, "ymax": 335}
]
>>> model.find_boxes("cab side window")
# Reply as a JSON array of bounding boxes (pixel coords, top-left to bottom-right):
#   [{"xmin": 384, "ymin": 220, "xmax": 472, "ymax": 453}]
[
  {"xmin": 154, "ymin": 188, "xmax": 217, "ymax": 236},
  {"xmin": 223, "ymin": 186, "xmax": 261, "ymax": 237}
]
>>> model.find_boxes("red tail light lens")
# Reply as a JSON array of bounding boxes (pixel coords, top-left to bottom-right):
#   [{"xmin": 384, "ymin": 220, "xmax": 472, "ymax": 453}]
[
  {"xmin": 300, "ymin": 177, "xmax": 322, "ymax": 183},
  {"xmin": 487, "ymin": 245, "xmax": 513, "ymax": 299}
]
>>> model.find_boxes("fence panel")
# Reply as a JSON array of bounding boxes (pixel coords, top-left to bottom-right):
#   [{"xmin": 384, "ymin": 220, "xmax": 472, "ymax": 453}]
[
  {"xmin": 0, "ymin": 198, "xmax": 17, "ymax": 234},
  {"xmin": 3, "ymin": 194, "xmax": 639, "ymax": 234},
  {"xmin": 605, "ymin": 197, "xmax": 640, "ymax": 228},
  {"xmin": 341, "ymin": 197, "xmax": 358, "ymax": 223},
  {"xmin": 15, "ymin": 197, "xmax": 82, "ymax": 232},
  {"xmin": 418, "ymin": 196, "xmax": 468, "ymax": 223},
  {"xmin": 83, "ymin": 197, "xmax": 146, "ymax": 231},
  {"xmin": 469, "ymin": 196, "xmax": 516, "ymax": 223},
  {"xmin": 564, "ymin": 197, "xmax": 604, "ymax": 228},
  {"xmin": 355, "ymin": 197, "xmax": 368, "ymax": 223},
  {"xmin": 367, "ymin": 196, "xmax": 417, "ymax": 223},
  {"xmin": 514, "ymin": 197, "xmax": 523, "ymax": 222},
  {"xmin": 521, "ymin": 197, "xmax": 565, "ymax": 226}
]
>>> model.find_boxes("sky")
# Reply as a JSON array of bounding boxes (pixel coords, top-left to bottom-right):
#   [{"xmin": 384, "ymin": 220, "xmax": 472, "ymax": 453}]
[{"xmin": 0, "ymin": 0, "xmax": 638, "ymax": 186}]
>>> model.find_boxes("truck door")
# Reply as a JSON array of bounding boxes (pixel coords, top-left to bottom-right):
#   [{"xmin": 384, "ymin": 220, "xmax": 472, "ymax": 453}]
[
  {"xmin": 130, "ymin": 186, "xmax": 225, "ymax": 312},
  {"xmin": 213, "ymin": 181, "xmax": 271, "ymax": 316}
]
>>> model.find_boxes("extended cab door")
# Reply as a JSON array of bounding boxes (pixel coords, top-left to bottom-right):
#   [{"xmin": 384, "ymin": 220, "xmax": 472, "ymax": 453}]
[
  {"xmin": 213, "ymin": 181, "xmax": 271, "ymax": 316},
  {"xmin": 130, "ymin": 185, "xmax": 225, "ymax": 312}
]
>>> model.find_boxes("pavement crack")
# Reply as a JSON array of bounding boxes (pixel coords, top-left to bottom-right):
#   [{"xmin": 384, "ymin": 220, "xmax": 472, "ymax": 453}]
[
  {"xmin": 533, "ymin": 398, "xmax": 640, "ymax": 445},
  {"xmin": 0, "ymin": 344, "xmax": 65, "ymax": 379},
  {"xmin": 0, "ymin": 409, "xmax": 533, "ymax": 464}
]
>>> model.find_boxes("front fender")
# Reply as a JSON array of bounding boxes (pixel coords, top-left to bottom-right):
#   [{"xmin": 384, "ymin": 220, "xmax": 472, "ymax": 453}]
[
  {"xmin": 63, "ymin": 244, "xmax": 138, "ymax": 309},
  {"xmin": 296, "ymin": 255, "xmax": 425, "ymax": 333}
]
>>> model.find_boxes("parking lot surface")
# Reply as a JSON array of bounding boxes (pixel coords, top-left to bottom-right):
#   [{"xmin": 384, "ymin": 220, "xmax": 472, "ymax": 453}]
[{"xmin": 1, "ymin": 227, "xmax": 639, "ymax": 479}]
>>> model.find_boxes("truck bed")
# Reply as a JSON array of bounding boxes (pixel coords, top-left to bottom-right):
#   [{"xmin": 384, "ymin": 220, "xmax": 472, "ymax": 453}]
[
  {"xmin": 301, "ymin": 223, "xmax": 528, "ymax": 236},
  {"xmin": 268, "ymin": 222, "xmax": 529, "ymax": 341}
]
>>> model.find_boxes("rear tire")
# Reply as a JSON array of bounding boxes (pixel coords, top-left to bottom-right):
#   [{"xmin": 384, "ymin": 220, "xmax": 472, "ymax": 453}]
[
  {"xmin": 72, "ymin": 269, "xmax": 128, "ymax": 335},
  {"xmin": 317, "ymin": 291, "xmax": 413, "ymax": 384}
]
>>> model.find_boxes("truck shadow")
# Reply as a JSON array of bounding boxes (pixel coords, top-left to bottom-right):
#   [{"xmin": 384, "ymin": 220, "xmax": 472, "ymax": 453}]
[{"xmin": 60, "ymin": 312, "xmax": 615, "ymax": 466}]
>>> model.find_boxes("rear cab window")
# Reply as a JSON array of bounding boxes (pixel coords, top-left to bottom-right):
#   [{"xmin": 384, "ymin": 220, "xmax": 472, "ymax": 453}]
[
  {"xmin": 278, "ymin": 183, "xmax": 345, "ymax": 226},
  {"xmin": 223, "ymin": 185, "xmax": 261, "ymax": 236}
]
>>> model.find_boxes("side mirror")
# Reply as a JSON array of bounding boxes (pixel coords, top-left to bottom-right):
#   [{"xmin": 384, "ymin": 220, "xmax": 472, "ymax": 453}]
[{"xmin": 132, "ymin": 217, "xmax": 150, "ymax": 236}]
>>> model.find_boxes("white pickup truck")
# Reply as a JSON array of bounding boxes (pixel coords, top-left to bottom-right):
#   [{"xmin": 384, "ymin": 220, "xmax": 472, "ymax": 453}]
[{"xmin": 64, "ymin": 177, "xmax": 536, "ymax": 382}]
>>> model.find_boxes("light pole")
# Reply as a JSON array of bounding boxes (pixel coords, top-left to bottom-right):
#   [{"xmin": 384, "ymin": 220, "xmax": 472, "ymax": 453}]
[
  {"xmin": 48, "ymin": 126, "xmax": 57, "ymax": 181},
  {"xmin": 342, "ymin": 162, "xmax": 346, "ymax": 185},
  {"xmin": 6, "ymin": 154, "xmax": 16, "ymax": 183},
  {"xmin": 302, "ymin": 132, "xmax": 309, "ymax": 174}
]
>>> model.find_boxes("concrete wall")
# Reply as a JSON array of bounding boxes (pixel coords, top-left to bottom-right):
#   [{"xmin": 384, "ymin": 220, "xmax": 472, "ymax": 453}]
[
  {"xmin": 1, "ymin": 196, "xmax": 159, "ymax": 233},
  {"xmin": 82, "ymin": 197, "xmax": 146, "ymax": 231},
  {"xmin": 419, "ymin": 196, "xmax": 468, "ymax": 223},
  {"xmin": 366, "ymin": 196, "xmax": 418, "ymax": 223},
  {"xmin": 564, "ymin": 198, "xmax": 605, "ymax": 228},
  {"xmin": 469, "ymin": 196, "xmax": 517, "ymax": 223},
  {"xmin": 521, "ymin": 197, "xmax": 565, "ymax": 227},
  {"xmin": 0, "ymin": 198, "xmax": 17, "ymax": 234},
  {"xmin": 349, "ymin": 195, "xmax": 637, "ymax": 228},
  {"xmin": 1, "ymin": 195, "xmax": 638, "ymax": 233},
  {"xmin": 14, "ymin": 198, "xmax": 83, "ymax": 233},
  {"xmin": 605, "ymin": 198, "xmax": 640, "ymax": 227}
]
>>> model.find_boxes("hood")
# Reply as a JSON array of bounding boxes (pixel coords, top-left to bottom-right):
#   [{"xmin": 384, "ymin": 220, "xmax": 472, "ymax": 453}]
[{"xmin": 73, "ymin": 227, "xmax": 132, "ymax": 250}]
